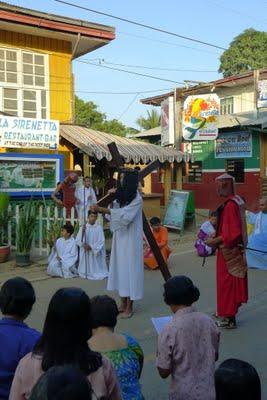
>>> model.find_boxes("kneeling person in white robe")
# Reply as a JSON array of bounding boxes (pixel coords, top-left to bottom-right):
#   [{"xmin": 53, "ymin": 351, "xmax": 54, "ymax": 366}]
[
  {"xmin": 76, "ymin": 211, "xmax": 108, "ymax": 280},
  {"xmin": 47, "ymin": 224, "xmax": 78, "ymax": 278}
]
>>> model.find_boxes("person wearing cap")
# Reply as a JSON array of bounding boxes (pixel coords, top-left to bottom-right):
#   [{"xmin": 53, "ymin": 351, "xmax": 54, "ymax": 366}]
[
  {"xmin": 156, "ymin": 275, "xmax": 220, "ymax": 400},
  {"xmin": 205, "ymin": 173, "xmax": 248, "ymax": 329}
]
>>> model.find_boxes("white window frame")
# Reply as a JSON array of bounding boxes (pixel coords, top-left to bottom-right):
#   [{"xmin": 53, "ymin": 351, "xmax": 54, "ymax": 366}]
[
  {"xmin": 220, "ymin": 97, "xmax": 234, "ymax": 115},
  {"xmin": 0, "ymin": 46, "xmax": 50, "ymax": 118}
]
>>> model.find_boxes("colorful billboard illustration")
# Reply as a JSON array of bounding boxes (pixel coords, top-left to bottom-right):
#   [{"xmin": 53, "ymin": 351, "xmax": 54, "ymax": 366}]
[{"xmin": 183, "ymin": 94, "xmax": 220, "ymax": 141}]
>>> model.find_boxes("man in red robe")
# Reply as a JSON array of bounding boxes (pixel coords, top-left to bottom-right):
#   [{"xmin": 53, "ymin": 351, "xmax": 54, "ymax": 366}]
[
  {"xmin": 51, "ymin": 173, "xmax": 78, "ymax": 218},
  {"xmin": 205, "ymin": 173, "xmax": 248, "ymax": 329}
]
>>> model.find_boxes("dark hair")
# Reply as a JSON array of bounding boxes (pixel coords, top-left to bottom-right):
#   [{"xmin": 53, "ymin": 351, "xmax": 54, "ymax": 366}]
[
  {"xmin": 0, "ymin": 277, "xmax": 36, "ymax": 318},
  {"xmin": 209, "ymin": 211, "xmax": 217, "ymax": 218},
  {"xmin": 83, "ymin": 176, "xmax": 91, "ymax": 181},
  {"xmin": 62, "ymin": 224, "xmax": 74, "ymax": 236},
  {"xmin": 33, "ymin": 288, "xmax": 102, "ymax": 375},
  {"xmin": 115, "ymin": 169, "xmax": 138, "ymax": 207},
  {"xmin": 164, "ymin": 275, "xmax": 200, "ymax": 306},
  {"xmin": 215, "ymin": 359, "xmax": 261, "ymax": 400},
  {"xmin": 29, "ymin": 365, "xmax": 92, "ymax": 400},
  {"xmin": 150, "ymin": 217, "xmax": 161, "ymax": 226},
  {"xmin": 88, "ymin": 210, "xmax": 98, "ymax": 217},
  {"xmin": 91, "ymin": 295, "xmax": 119, "ymax": 329}
]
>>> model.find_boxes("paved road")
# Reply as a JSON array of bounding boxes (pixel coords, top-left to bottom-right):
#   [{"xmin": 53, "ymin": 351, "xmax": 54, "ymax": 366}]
[{"xmin": 3, "ymin": 244, "xmax": 267, "ymax": 399}]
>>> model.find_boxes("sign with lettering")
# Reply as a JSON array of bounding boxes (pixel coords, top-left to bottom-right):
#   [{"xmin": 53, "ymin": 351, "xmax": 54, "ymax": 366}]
[
  {"xmin": 161, "ymin": 96, "xmax": 175, "ymax": 146},
  {"xmin": 183, "ymin": 94, "xmax": 220, "ymax": 140},
  {"xmin": 0, "ymin": 117, "xmax": 59, "ymax": 150},
  {"xmin": 215, "ymin": 131, "xmax": 252, "ymax": 158},
  {"xmin": 258, "ymin": 80, "xmax": 267, "ymax": 108}
]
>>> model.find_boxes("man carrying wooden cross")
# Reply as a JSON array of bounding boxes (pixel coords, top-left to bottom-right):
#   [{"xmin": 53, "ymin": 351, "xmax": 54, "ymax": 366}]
[{"xmin": 93, "ymin": 168, "xmax": 143, "ymax": 319}]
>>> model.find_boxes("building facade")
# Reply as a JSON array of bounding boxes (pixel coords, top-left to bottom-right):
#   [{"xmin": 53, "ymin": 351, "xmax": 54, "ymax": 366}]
[{"xmin": 141, "ymin": 70, "xmax": 267, "ymax": 210}]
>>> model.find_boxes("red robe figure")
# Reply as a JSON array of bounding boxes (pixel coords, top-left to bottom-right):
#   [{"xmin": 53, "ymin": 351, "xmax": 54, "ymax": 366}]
[
  {"xmin": 206, "ymin": 173, "xmax": 248, "ymax": 329},
  {"xmin": 52, "ymin": 173, "xmax": 78, "ymax": 218}
]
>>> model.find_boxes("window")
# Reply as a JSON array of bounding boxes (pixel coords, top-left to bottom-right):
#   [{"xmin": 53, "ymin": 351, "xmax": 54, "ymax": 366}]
[
  {"xmin": 220, "ymin": 97, "xmax": 234, "ymax": 115},
  {"xmin": 188, "ymin": 161, "xmax": 202, "ymax": 183},
  {"xmin": 0, "ymin": 47, "xmax": 48, "ymax": 118},
  {"xmin": 226, "ymin": 159, "xmax": 244, "ymax": 183}
]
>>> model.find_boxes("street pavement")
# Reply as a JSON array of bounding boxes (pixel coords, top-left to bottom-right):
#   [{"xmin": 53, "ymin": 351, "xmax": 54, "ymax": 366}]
[{"xmin": 1, "ymin": 236, "xmax": 267, "ymax": 399}]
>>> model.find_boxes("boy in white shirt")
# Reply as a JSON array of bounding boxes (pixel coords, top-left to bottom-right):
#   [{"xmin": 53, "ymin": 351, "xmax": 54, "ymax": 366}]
[
  {"xmin": 76, "ymin": 211, "xmax": 108, "ymax": 280},
  {"xmin": 47, "ymin": 224, "xmax": 78, "ymax": 278}
]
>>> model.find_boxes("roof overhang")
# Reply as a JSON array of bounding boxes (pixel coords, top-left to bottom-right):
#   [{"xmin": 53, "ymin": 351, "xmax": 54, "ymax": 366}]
[
  {"xmin": 0, "ymin": 2, "xmax": 115, "ymax": 58},
  {"xmin": 141, "ymin": 69, "xmax": 267, "ymax": 106},
  {"xmin": 60, "ymin": 124, "xmax": 188, "ymax": 163}
]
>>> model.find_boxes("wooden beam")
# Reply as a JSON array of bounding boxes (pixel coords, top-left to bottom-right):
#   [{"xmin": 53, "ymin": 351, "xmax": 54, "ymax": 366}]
[
  {"xmin": 107, "ymin": 142, "xmax": 124, "ymax": 167},
  {"xmin": 143, "ymin": 211, "xmax": 171, "ymax": 281},
  {"xmin": 139, "ymin": 160, "xmax": 160, "ymax": 180}
]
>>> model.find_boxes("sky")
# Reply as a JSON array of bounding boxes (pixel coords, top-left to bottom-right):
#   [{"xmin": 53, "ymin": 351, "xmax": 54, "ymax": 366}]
[{"xmin": 6, "ymin": 0, "xmax": 267, "ymax": 129}]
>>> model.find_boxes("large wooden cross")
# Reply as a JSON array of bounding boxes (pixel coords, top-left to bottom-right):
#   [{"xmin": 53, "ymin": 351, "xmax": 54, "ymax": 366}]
[{"xmin": 97, "ymin": 142, "xmax": 171, "ymax": 282}]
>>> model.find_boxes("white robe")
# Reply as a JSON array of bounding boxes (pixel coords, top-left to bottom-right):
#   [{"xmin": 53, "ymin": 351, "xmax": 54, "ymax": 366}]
[
  {"xmin": 107, "ymin": 193, "xmax": 144, "ymax": 301},
  {"xmin": 76, "ymin": 223, "xmax": 108, "ymax": 280},
  {"xmin": 47, "ymin": 237, "xmax": 78, "ymax": 278},
  {"xmin": 75, "ymin": 186, "xmax": 97, "ymax": 223}
]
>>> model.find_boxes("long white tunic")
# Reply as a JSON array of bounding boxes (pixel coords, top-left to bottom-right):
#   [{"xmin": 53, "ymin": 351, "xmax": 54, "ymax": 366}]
[
  {"xmin": 75, "ymin": 186, "xmax": 97, "ymax": 223},
  {"xmin": 107, "ymin": 193, "xmax": 144, "ymax": 301},
  {"xmin": 47, "ymin": 237, "xmax": 78, "ymax": 278},
  {"xmin": 76, "ymin": 223, "xmax": 108, "ymax": 280}
]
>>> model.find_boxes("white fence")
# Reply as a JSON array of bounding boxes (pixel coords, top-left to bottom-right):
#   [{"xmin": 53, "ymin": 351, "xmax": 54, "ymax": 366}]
[{"xmin": 7, "ymin": 205, "xmax": 103, "ymax": 257}]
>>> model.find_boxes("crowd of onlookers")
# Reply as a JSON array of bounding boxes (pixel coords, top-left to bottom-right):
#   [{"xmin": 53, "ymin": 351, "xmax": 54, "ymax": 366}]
[{"xmin": 0, "ymin": 276, "xmax": 261, "ymax": 400}]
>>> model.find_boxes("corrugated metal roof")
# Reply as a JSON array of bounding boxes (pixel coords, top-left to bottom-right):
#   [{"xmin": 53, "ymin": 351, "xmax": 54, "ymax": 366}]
[
  {"xmin": 128, "ymin": 126, "xmax": 161, "ymax": 138},
  {"xmin": 218, "ymin": 110, "xmax": 267, "ymax": 129},
  {"xmin": 60, "ymin": 125, "xmax": 185, "ymax": 163}
]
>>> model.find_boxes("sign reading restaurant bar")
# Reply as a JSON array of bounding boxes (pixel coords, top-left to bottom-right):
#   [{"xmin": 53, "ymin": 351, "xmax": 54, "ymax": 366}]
[
  {"xmin": 0, "ymin": 116, "xmax": 59, "ymax": 150},
  {"xmin": 215, "ymin": 131, "xmax": 252, "ymax": 159}
]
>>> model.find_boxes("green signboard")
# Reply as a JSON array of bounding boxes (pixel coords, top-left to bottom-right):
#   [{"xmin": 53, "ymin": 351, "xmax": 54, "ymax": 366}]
[{"xmin": 0, "ymin": 153, "xmax": 63, "ymax": 196}]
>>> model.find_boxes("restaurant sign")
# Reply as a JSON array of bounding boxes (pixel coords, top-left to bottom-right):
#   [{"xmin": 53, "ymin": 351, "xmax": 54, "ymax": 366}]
[
  {"xmin": 215, "ymin": 131, "xmax": 252, "ymax": 159},
  {"xmin": 0, "ymin": 116, "xmax": 59, "ymax": 150}
]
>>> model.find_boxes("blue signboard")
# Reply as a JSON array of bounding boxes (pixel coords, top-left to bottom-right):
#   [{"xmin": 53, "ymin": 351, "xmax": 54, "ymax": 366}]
[
  {"xmin": 0, "ymin": 153, "xmax": 64, "ymax": 197},
  {"xmin": 215, "ymin": 131, "xmax": 252, "ymax": 159}
]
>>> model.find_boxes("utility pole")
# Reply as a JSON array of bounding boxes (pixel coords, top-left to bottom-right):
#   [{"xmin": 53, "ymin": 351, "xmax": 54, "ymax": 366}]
[{"xmin": 254, "ymin": 69, "xmax": 259, "ymax": 118}]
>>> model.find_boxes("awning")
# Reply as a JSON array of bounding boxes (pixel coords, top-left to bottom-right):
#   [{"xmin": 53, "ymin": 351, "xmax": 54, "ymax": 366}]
[
  {"xmin": 60, "ymin": 124, "xmax": 186, "ymax": 163},
  {"xmin": 218, "ymin": 110, "xmax": 267, "ymax": 129}
]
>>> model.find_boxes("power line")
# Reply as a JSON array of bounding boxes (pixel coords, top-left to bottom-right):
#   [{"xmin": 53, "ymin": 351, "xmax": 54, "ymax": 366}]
[
  {"xmin": 54, "ymin": 0, "xmax": 227, "ymax": 51},
  {"xmin": 83, "ymin": 59, "xmax": 217, "ymax": 73},
  {"xmin": 77, "ymin": 60, "xmax": 185, "ymax": 84},
  {"xmin": 118, "ymin": 31, "xmax": 221, "ymax": 55},
  {"xmin": 117, "ymin": 93, "xmax": 140, "ymax": 120}
]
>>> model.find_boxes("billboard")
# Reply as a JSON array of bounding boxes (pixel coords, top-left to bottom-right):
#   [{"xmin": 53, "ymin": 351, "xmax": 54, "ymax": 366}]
[
  {"xmin": 0, "ymin": 153, "xmax": 64, "ymax": 196},
  {"xmin": 258, "ymin": 80, "xmax": 267, "ymax": 108},
  {"xmin": 161, "ymin": 96, "xmax": 175, "ymax": 146},
  {"xmin": 183, "ymin": 94, "xmax": 220, "ymax": 141},
  {"xmin": 215, "ymin": 131, "xmax": 252, "ymax": 159},
  {"xmin": 0, "ymin": 116, "xmax": 59, "ymax": 150}
]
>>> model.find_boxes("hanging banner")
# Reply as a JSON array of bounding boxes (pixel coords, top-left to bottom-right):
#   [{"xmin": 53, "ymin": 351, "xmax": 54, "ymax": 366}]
[
  {"xmin": 183, "ymin": 94, "xmax": 220, "ymax": 141},
  {"xmin": 215, "ymin": 131, "xmax": 252, "ymax": 159},
  {"xmin": 258, "ymin": 80, "xmax": 267, "ymax": 108},
  {"xmin": 0, "ymin": 116, "xmax": 59, "ymax": 150},
  {"xmin": 161, "ymin": 96, "xmax": 175, "ymax": 146}
]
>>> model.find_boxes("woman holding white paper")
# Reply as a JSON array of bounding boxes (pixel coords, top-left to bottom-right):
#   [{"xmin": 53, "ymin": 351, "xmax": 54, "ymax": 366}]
[{"xmin": 156, "ymin": 276, "xmax": 220, "ymax": 400}]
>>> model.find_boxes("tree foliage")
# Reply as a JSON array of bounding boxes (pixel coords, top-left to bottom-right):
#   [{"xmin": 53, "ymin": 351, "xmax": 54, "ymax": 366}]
[
  {"xmin": 136, "ymin": 109, "xmax": 160, "ymax": 130},
  {"xmin": 219, "ymin": 29, "xmax": 267, "ymax": 77},
  {"xmin": 74, "ymin": 96, "xmax": 129, "ymax": 137}
]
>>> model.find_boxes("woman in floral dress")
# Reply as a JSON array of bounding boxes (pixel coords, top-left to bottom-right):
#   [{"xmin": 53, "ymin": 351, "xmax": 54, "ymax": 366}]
[{"xmin": 89, "ymin": 295, "xmax": 144, "ymax": 400}]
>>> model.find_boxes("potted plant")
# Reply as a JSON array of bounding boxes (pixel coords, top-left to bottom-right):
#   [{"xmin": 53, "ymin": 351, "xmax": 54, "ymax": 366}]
[
  {"xmin": 16, "ymin": 201, "xmax": 39, "ymax": 267},
  {"xmin": 0, "ymin": 194, "xmax": 11, "ymax": 263}
]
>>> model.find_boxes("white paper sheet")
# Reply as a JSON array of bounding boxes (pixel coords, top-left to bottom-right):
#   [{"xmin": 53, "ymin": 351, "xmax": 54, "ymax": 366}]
[{"xmin": 151, "ymin": 316, "xmax": 172, "ymax": 334}]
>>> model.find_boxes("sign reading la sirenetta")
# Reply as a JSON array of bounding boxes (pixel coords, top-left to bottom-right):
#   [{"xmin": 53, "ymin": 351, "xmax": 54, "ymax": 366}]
[
  {"xmin": 183, "ymin": 94, "xmax": 220, "ymax": 141},
  {"xmin": 0, "ymin": 116, "xmax": 59, "ymax": 150}
]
